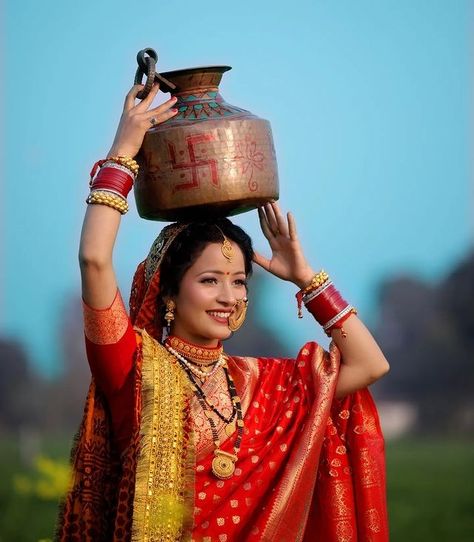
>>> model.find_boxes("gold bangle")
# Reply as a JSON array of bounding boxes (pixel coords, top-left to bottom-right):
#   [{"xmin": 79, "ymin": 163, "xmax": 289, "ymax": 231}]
[
  {"xmin": 108, "ymin": 155, "xmax": 139, "ymax": 176},
  {"xmin": 302, "ymin": 270, "xmax": 330, "ymax": 294},
  {"xmin": 86, "ymin": 190, "xmax": 129, "ymax": 215}
]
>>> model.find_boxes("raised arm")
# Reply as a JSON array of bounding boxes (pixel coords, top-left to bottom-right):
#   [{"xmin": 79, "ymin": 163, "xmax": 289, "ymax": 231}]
[
  {"xmin": 254, "ymin": 202, "xmax": 390, "ymax": 398},
  {"xmin": 79, "ymin": 84, "xmax": 177, "ymax": 308}
]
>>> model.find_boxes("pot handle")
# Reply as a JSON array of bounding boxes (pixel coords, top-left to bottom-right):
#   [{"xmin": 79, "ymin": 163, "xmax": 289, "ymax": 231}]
[{"xmin": 134, "ymin": 48, "xmax": 176, "ymax": 99}]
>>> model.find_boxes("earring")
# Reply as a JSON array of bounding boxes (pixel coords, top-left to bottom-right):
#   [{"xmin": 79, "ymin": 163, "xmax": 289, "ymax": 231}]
[
  {"xmin": 228, "ymin": 297, "xmax": 248, "ymax": 332},
  {"xmin": 165, "ymin": 300, "xmax": 176, "ymax": 332}
]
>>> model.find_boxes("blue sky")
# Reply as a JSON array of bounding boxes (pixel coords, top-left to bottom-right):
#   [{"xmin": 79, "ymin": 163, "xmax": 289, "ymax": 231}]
[{"xmin": 2, "ymin": 0, "xmax": 472, "ymax": 375}]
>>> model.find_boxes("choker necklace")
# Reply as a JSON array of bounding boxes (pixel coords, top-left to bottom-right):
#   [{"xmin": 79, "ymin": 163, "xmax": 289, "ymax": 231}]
[
  {"xmin": 164, "ymin": 344, "xmax": 244, "ymax": 480},
  {"xmin": 166, "ymin": 336, "xmax": 223, "ymax": 366}
]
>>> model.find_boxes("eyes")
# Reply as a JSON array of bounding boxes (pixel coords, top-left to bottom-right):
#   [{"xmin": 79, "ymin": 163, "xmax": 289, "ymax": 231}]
[{"xmin": 200, "ymin": 277, "xmax": 247, "ymax": 287}]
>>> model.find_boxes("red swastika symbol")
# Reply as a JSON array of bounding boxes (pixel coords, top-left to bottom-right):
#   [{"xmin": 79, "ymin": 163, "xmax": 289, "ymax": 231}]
[{"xmin": 167, "ymin": 133, "xmax": 219, "ymax": 191}]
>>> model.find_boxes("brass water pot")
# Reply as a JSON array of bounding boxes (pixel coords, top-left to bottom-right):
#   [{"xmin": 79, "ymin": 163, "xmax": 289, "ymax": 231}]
[{"xmin": 134, "ymin": 58, "xmax": 279, "ymax": 221}]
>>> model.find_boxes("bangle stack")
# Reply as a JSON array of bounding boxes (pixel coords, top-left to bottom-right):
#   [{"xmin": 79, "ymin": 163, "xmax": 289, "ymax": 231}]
[
  {"xmin": 86, "ymin": 156, "xmax": 139, "ymax": 215},
  {"xmin": 296, "ymin": 270, "xmax": 357, "ymax": 338},
  {"xmin": 86, "ymin": 190, "xmax": 129, "ymax": 214}
]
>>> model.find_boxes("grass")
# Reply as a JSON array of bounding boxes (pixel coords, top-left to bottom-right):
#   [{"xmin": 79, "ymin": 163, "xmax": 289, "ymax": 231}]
[
  {"xmin": 0, "ymin": 436, "xmax": 472, "ymax": 541},
  {"xmin": 386, "ymin": 438, "xmax": 474, "ymax": 542},
  {"xmin": 0, "ymin": 436, "xmax": 71, "ymax": 542}
]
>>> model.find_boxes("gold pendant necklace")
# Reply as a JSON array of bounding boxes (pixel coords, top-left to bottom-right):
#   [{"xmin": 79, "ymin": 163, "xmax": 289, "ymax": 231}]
[
  {"xmin": 212, "ymin": 449, "xmax": 238, "ymax": 479},
  {"xmin": 166, "ymin": 345, "xmax": 245, "ymax": 480}
]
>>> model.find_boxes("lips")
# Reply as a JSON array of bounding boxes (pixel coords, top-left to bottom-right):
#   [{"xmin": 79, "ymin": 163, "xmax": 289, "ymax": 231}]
[{"xmin": 207, "ymin": 311, "xmax": 232, "ymax": 324}]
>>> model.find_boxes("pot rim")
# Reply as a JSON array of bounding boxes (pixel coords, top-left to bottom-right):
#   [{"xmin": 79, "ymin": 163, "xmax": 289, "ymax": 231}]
[{"xmin": 160, "ymin": 66, "xmax": 232, "ymax": 78}]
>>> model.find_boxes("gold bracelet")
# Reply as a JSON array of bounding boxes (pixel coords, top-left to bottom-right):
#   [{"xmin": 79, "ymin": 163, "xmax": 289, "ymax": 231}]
[
  {"xmin": 86, "ymin": 190, "xmax": 129, "ymax": 215},
  {"xmin": 302, "ymin": 270, "xmax": 330, "ymax": 295},
  {"xmin": 108, "ymin": 155, "xmax": 139, "ymax": 176}
]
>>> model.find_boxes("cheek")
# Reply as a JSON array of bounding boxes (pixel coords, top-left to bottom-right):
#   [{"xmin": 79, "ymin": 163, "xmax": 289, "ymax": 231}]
[{"xmin": 178, "ymin": 285, "xmax": 213, "ymax": 313}]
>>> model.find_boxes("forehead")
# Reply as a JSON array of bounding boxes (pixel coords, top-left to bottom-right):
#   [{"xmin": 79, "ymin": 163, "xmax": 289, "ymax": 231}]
[{"xmin": 189, "ymin": 242, "xmax": 245, "ymax": 273}]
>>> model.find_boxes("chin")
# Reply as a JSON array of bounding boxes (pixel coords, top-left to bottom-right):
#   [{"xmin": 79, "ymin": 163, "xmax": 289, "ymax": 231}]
[{"xmin": 209, "ymin": 328, "xmax": 232, "ymax": 341}]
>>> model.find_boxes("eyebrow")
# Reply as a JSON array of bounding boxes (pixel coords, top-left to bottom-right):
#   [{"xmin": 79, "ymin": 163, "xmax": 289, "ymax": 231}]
[{"xmin": 197, "ymin": 270, "xmax": 246, "ymax": 276}]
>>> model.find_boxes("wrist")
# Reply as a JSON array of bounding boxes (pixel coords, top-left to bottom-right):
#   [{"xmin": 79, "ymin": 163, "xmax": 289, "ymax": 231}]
[
  {"xmin": 107, "ymin": 147, "xmax": 136, "ymax": 159},
  {"xmin": 293, "ymin": 269, "xmax": 317, "ymax": 290}
]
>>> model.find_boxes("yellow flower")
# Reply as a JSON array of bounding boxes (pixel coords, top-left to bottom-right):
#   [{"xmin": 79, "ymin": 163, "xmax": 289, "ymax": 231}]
[{"xmin": 13, "ymin": 455, "xmax": 70, "ymax": 500}]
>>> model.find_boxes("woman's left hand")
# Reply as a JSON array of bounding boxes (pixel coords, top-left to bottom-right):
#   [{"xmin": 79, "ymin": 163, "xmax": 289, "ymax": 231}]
[{"xmin": 254, "ymin": 202, "xmax": 316, "ymax": 289}]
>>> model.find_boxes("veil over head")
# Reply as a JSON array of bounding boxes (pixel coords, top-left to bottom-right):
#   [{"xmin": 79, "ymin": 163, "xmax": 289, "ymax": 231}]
[{"xmin": 129, "ymin": 223, "xmax": 188, "ymax": 338}]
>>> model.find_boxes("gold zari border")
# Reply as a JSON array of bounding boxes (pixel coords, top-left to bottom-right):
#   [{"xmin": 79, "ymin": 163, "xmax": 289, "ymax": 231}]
[{"xmin": 132, "ymin": 331, "xmax": 195, "ymax": 542}]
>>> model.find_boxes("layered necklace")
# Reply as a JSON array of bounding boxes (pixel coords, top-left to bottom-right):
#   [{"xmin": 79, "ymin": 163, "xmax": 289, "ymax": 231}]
[{"xmin": 164, "ymin": 336, "xmax": 244, "ymax": 480}]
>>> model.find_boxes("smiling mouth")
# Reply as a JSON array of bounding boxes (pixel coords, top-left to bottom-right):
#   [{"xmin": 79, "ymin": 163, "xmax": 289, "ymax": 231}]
[{"xmin": 207, "ymin": 311, "xmax": 231, "ymax": 323}]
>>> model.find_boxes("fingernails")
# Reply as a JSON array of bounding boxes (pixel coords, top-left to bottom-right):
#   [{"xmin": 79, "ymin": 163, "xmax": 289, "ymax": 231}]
[{"xmin": 171, "ymin": 108, "xmax": 178, "ymax": 113}]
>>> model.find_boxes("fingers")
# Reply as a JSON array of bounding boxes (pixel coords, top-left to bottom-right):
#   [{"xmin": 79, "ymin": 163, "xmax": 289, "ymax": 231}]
[
  {"xmin": 124, "ymin": 83, "xmax": 170, "ymax": 114},
  {"xmin": 252, "ymin": 250, "xmax": 271, "ymax": 271},
  {"xmin": 261, "ymin": 203, "xmax": 279, "ymax": 236},
  {"xmin": 145, "ymin": 95, "xmax": 178, "ymax": 126},
  {"xmin": 135, "ymin": 82, "xmax": 161, "ymax": 111},
  {"xmin": 124, "ymin": 84, "xmax": 146, "ymax": 111},
  {"xmin": 287, "ymin": 212, "xmax": 298, "ymax": 241},
  {"xmin": 147, "ymin": 95, "xmax": 178, "ymax": 116},
  {"xmin": 261, "ymin": 202, "xmax": 291, "ymax": 238},
  {"xmin": 270, "ymin": 202, "xmax": 289, "ymax": 237},
  {"xmin": 257, "ymin": 207, "xmax": 274, "ymax": 240}
]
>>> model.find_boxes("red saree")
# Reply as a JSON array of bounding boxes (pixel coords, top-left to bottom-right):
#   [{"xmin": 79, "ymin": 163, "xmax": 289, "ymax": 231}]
[
  {"xmin": 190, "ymin": 342, "xmax": 388, "ymax": 541},
  {"xmin": 56, "ymin": 305, "xmax": 388, "ymax": 541}
]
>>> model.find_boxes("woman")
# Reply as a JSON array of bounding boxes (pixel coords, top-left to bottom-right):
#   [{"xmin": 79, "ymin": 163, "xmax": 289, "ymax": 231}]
[{"xmin": 56, "ymin": 83, "xmax": 390, "ymax": 541}]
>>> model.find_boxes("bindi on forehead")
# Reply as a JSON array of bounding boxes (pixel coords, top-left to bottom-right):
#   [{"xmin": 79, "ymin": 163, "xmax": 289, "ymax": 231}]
[{"xmin": 190, "ymin": 242, "xmax": 245, "ymax": 275}]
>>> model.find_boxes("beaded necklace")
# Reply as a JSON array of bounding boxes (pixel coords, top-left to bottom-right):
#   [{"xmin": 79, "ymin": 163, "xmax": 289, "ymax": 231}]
[
  {"xmin": 164, "ymin": 343, "xmax": 244, "ymax": 479},
  {"xmin": 166, "ymin": 343, "xmax": 224, "ymax": 381}
]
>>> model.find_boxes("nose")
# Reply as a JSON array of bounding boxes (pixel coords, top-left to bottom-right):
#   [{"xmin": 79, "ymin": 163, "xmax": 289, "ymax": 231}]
[{"xmin": 216, "ymin": 280, "xmax": 237, "ymax": 306}]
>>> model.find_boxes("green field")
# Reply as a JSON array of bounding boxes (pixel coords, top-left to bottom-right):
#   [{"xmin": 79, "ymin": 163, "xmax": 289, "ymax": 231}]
[
  {"xmin": 0, "ymin": 436, "xmax": 472, "ymax": 541},
  {"xmin": 386, "ymin": 438, "xmax": 474, "ymax": 542}
]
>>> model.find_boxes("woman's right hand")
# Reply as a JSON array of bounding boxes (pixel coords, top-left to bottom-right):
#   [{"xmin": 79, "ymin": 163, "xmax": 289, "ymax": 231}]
[{"xmin": 107, "ymin": 83, "xmax": 178, "ymax": 159}]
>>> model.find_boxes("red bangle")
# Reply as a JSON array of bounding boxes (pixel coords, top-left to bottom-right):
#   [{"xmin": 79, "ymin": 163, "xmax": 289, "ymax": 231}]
[
  {"xmin": 324, "ymin": 308, "xmax": 357, "ymax": 337},
  {"xmin": 90, "ymin": 165, "xmax": 134, "ymax": 198},
  {"xmin": 301, "ymin": 283, "xmax": 355, "ymax": 337},
  {"xmin": 304, "ymin": 285, "xmax": 347, "ymax": 323}
]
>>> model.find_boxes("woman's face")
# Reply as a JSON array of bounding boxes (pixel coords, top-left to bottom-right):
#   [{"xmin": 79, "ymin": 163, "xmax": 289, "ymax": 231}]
[{"xmin": 171, "ymin": 241, "xmax": 248, "ymax": 347}]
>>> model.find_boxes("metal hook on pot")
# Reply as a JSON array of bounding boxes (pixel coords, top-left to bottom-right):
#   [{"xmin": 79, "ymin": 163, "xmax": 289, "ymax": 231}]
[{"xmin": 134, "ymin": 48, "xmax": 176, "ymax": 100}]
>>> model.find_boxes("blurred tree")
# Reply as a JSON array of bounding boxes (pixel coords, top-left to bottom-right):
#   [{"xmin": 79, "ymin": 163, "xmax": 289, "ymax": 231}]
[
  {"xmin": 373, "ymin": 251, "xmax": 474, "ymax": 434},
  {"xmin": 41, "ymin": 295, "xmax": 91, "ymax": 432},
  {"xmin": 0, "ymin": 339, "xmax": 42, "ymax": 433}
]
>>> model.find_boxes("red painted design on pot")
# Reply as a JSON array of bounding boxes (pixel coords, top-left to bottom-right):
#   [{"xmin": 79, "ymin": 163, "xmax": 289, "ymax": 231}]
[{"xmin": 167, "ymin": 134, "xmax": 220, "ymax": 192}]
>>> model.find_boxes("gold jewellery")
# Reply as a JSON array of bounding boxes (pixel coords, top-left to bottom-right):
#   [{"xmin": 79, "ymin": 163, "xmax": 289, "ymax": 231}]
[
  {"xmin": 164, "ymin": 338, "xmax": 245, "ymax": 480},
  {"xmin": 302, "ymin": 270, "xmax": 330, "ymax": 295},
  {"xmin": 215, "ymin": 225, "xmax": 233, "ymax": 262},
  {"xmin": 165, "ymin": 299, "xmax": 176, "ymax": 331},
  {"xmin": 228, "ymin": 297, "xmax": 248, "ymax": 331},
  {"xmin": 107, "ymin": 155, "xmax": 139, "ymax": 176},
  {"xmin": 221, "ymin": 237, "xmax": 233, "ymax": 262},
  {"xmin": 86, "ymin": 190, "xmax": 129, "ymax": 214}
]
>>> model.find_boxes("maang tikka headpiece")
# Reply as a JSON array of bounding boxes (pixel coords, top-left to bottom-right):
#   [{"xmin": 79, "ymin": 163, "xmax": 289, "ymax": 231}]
[{"xmin": 215, "ymin": 225, "xmax": 233, "ymax": 262}]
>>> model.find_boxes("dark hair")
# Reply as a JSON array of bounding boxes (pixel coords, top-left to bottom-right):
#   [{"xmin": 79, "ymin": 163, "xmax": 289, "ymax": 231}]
[{"xmin": 157, "ymin": 219, "xmax": 253, "ymax": 322}]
